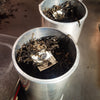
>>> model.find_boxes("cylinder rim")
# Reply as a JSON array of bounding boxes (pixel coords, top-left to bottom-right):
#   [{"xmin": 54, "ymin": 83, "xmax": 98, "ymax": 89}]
[
  {"xmin": 12, "ymin": 27, "xmax": 80, "ymax": 84},
  {"xmin": 39, "ymin": 1, "xmax": 88, "ymax": 25}
]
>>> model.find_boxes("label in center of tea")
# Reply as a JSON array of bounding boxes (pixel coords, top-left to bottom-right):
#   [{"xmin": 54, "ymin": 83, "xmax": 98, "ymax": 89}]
[{"xmin": 31, "ymin": 50, "xmax": 57, "ymax": 71}]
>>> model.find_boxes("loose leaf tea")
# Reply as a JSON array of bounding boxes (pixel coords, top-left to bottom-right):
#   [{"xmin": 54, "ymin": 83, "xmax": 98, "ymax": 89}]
[
  {"xmin": 16, "ymin": 36, "xmax": 59, "ymax": 64},
  {"xmin": 43, "ymin": 0, "xmax": 82, "ymax": 24},
  {"xmin": 0, "ymin": 0, "xmax": 22, "ymax": 24},
  {"xmin": 16, "ymin": 35, "xmax": 76, "ymax": 79}
]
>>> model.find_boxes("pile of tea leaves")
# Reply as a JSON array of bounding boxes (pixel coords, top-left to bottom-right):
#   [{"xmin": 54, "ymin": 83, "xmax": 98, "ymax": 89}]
[
  {"xmin": 43, "ymin": 0, "xmax": 81, "ymax": 23},
  {"xmin": 0, "ymin": 0, "xmax": 22, "ymax": 24},
  {"xmin": 16, "ymin": 35, "xmax": 74, "ymax": 79},
  {"xmin": 0, "ymin": 0, "xmax": 13, "ymax": 23},
  {"xmin": 16, "ymin": 36, "xmax": 59, "ymax": 65}
]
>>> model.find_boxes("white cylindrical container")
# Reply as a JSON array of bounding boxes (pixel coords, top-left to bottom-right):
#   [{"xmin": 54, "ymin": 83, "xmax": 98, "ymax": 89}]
[
  {"xmin": 12, "ymin": 27, "xmax": 80, "ymax": 100},
  {"xmin": 39, "ymin": 0, "xmax": 88, "ymax": 43}
]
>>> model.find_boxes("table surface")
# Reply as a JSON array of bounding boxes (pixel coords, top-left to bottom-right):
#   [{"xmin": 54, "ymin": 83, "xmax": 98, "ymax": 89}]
[{"xmin": 0, "ymin": 0, "xmax": 100, "ymax": 100}]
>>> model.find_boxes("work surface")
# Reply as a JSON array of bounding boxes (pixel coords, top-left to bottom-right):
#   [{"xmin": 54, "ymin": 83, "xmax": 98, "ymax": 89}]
[{"xmin": 0, "ymin": 0, "xmax": 100, "ymax": 100}]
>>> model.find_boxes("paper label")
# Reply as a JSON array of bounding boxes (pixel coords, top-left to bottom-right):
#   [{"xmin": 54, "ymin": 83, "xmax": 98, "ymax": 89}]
[{"xmin": 31, "ymin": 50, "xmax": 57, "ymax": 71}]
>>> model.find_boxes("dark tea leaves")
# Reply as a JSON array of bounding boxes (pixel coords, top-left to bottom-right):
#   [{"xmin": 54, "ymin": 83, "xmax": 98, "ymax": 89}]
[
  {"xmin": 16, "ymin": 35, "xmax": 75, "ymax": 79},
  {"xmin": 43, "ymin": 0, "xmax": 81, "ymax": 25}
]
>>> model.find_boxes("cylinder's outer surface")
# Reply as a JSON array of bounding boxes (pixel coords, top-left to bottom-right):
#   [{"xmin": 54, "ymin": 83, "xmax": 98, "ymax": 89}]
[
  {"xmin": 12, "ymin": 27, "xmax": 80, "ymax": 100},
  {"xmin": 39, "ymin": 0, "xmax": 88, "ymax": 43}
]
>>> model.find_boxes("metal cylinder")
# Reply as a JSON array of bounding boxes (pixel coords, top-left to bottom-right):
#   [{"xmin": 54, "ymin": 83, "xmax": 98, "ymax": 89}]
[
  {"xmin": 39, "ymin": 0, "xmax": 88, "ymax": 43},
  {"xmin": 12, "ymin": 27, "xmax": 80, "ymax": 100}
]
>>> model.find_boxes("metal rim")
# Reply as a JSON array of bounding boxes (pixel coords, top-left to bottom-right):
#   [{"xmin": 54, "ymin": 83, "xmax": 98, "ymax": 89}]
[
  {"xmin": 12, "ymin": 27, "xmax": 80, "ymax": 84},
  {"xmin": 39, "ymin": 1, "xmax": 88, "ymax": 25}
]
